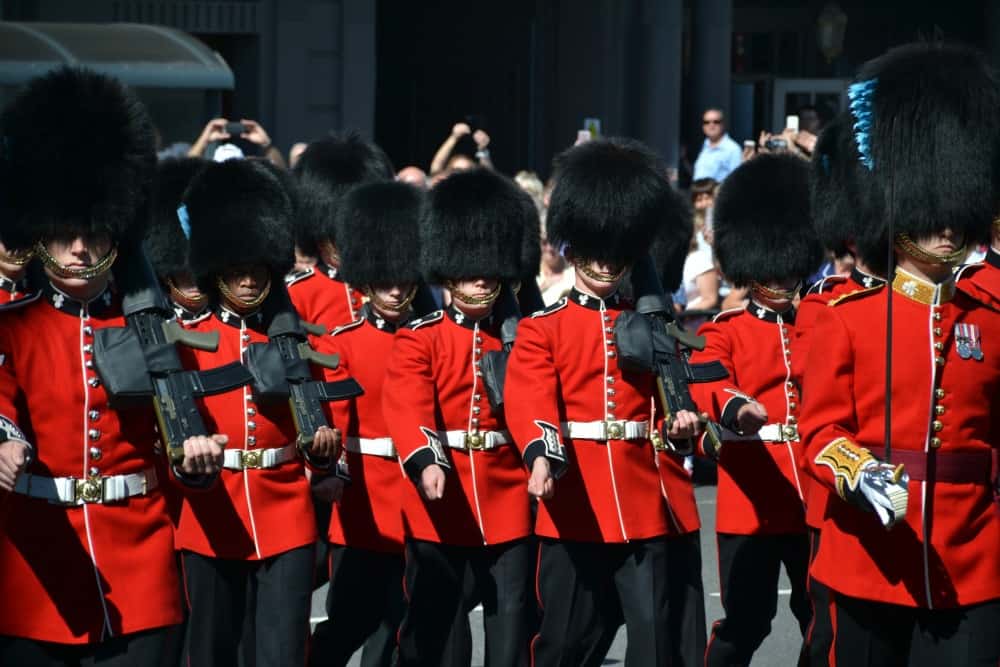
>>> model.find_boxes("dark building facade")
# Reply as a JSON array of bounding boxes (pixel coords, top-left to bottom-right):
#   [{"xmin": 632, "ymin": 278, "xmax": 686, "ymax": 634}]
[{"xmin": 2, "ymin": 0, "xmax": 997, "ymax": 176}]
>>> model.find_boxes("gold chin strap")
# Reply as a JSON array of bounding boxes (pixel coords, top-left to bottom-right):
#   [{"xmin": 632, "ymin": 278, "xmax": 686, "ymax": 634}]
[
  {"xmin": 216, "ymin": 276, "xmax": 271, "ymax": 313},
  {"xmin": 35, "ymin": 243, "xmax": 117, "ymax": 280},
  {"xmin": 573, "ymin": 259, "xmax": 626, "ymax": 283},
  {"xmin": 750, "ymin": 281, "xmax": 800, "ymax": 302},
  {"xmin": 365, "ymin": 285, "xmax": 418, "ymax": 313},
  {"xmin": 0, "ymin": 248, "xmax": 34, "ymax": 266},
  {"xmin": 446, "ymin": 280, "xmax": 502, "ymax": 306},
  {"xmin": 167, "ymin": 277, "xmax": 208, "ymax": 310},
  {"xmin": 895, "ymin": 234, "xmax": 966, "ymax": 266}
]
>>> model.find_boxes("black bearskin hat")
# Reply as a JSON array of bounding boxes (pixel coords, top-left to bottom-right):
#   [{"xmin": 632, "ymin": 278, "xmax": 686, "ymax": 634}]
[
  {"xmin": 0, "ymin": 67, "xmax": 156, "ymax": 251},
  {"xmin": 547, "ymin": 137, "xmax": 687, "ymax": 267},
  {"xmin": 421, "ymin": 167, "xmax": 538, "ymax": 282},
  {"xmin": 713, "ymin": 153, "xmax": 823, "ymax": 287},
  {"xmin": 335, "ymin": 181, "xmax": 424, "ymax": 287},
  {"xmin": 811, "ymin": 114, "xmax": 887, "ymax": 276},
  {"xmin": 145, "ymin": 158, "xmax": 205, "ymax": 280},
  {"xmin": 293, "ymin": 133, "xmax": 395, "ymax": 255},
  {"xmin": 848, "ymin": 42, "xmax": 1000, "ymax": 248},
  {"xmin": 184, "ymin": 159, "xmax": 295, "ymax": 291}
]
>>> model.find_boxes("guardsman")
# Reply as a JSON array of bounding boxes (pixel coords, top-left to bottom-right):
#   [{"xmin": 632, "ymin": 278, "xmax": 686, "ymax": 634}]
[
  {"xmin": 173, "ymin": 158, "xmax": 339, "ymax": 666},
  {"xmin": 690, "ymin": 153, "xmax": 822, "ymax": 666},
  {"xmin": 791, "ymin": 112, "xmax": 888, "ymax": 666},
  {"xmin": 145, "ymin": 157, "xmax": 210, "ymax": 324},
  {"xmin": 0, "ymin": 241, "xmax": 34, "ymax": 304},
  {"xmin": 801, "ymin": 43, "xmax": 1000, "ymax": 665},
  {"xmin": 0, "ymin": 67, "xmax": 224, "ymax": 666},
  {"xmin": 288, "ymin": 134, "xmax": 394, "ymax": 331},
  {"xmin": 504, "ymin": 138, "xmax": 702, "ymax": 666},
  {"xmin": 382, "ymin": 167, "xmax": 538, "ymax": 667},
  {"xmin": 308, "ymin": 181, "xmax": 424, "ymax": 667}
]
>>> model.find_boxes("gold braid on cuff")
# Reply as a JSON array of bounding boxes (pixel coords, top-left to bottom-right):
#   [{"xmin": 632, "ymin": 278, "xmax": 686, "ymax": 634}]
[
  {"xmin": 365, "ymin": 285, "xmax": 417, "ymax": 313},
  {"xmin": 814, "ymin": 437, "xmax": 875, "ymax": 500},
  {"xmin": 216, "ymin": 276, "xmax": 271, "ymax": 312},
  {"xmin": 574, "ymin": 259, "xmax": 626, "ymax": 283},
  {"xmin": 0, "ymin": 248, "xmax": 34, "ymax": 266},
  {"xmin": 35, "ymin": 243, "xmax": 117, "ymax": 280},
  {"xmin": 895, "ymin": 234, "xmax": 966, "ymax": 266},
  {"xmin": 446, "ymin": 281, "xmax": 502, "ymax": 306}
]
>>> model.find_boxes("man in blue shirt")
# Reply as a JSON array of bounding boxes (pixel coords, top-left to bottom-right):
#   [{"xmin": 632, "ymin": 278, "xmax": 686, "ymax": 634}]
[{"xmin": 693, "ymin": 108, "xmax": 742, "ymax": 182}]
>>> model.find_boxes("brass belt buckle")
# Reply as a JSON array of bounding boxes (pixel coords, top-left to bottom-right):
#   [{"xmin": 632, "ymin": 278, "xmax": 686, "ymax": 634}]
[
  {"xmin": 241, "ymin": 450, "xmax": 263, "ymax": 469},
  {"xmin": 75, "ymin": 476, "xmax": 105, "ymax": 504},
  {"xmin": 465, "ymin": 432, "xmax": 486, "ymax": 450},
  {"xmin": 606, "ymin": 421, "xmax": 624, "ymax": 440},
  {"xmin": 782, "ymin": 423, "xmax": 799, "ymax": 441}
]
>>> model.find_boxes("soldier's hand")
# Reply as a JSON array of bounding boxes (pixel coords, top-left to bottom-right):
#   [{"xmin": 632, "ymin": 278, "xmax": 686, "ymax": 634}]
[
  {"xmin": 850, "ymin": 461, "xmax": 910, "ymax": 529},
  {"xmin": 527, "ymin": 457, "xmax": 555, "ymax": 499},
  {"xmin": 312, "ymin": 475, "xmax": 345, "ymax": 504},
  {"xmin": 181, "ymin": 434, "xmax": 228, "ymax": 476},
  {"xmin": 0, "ymin": 439, "xmax": 29, "ymax": 492},
  {"xmin": 311, "ymin": 426, "xmax": 342, "ymax": 460},
  {"xmin": 666, "ymin": 409, "xmax": 702, "ymax": 440},
  {"xmin": 420, "ymin": 464, "xmax": 446, "ymax": 501},
  {"xmin": 736, "ymin": 401, "xmax": 768, "ymax": 434}
]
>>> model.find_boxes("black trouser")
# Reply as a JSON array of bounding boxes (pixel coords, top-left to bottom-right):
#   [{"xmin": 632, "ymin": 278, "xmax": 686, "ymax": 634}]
[
  {"xmin": 803, "ymin": 527, "xmax": 833, "ymax": 667},
  {"xmin": 0, "ymin": 627, "xmax": 173, "ymax": 667},
  {"xmin": 310, "ymin": 546, "xmax": 405, "ymax": 667},
  {"xmin": 706, "ymin": 532, "xmax": 812, "ymax": 667},
  {"xmin": 180, "ymin": 545, "xmax": 314, "ymax": 667},
  {"xmin": 531, "ymin": 537, "xmax": 672, "ymax": 667},
  {"xmin": 396, "ymin": 538, "xmax": 535, "ymax": 667},
  {"xmin": 830, "ymin": 593, "xmax": 1000, "ymax": 667}
]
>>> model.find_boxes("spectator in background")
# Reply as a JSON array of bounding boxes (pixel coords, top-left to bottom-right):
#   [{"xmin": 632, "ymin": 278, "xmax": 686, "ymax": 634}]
[
  {"xmin": 397, "ymin": 165, "xmax": 429, "ymax": 188},
  {"xmin": 681, "ymin": 178, "xmax": 720, "ymax": 314},
  {"xmin": 693, "ymin": 108, "xmax": 742, "ymax": 182},
  {"xmin": 188, "ymin": 117, "xmax": 286, "ymax": 167},
  {"xmin": 429, "ymin": 122, "xmax": 492, "ymax": 176}
]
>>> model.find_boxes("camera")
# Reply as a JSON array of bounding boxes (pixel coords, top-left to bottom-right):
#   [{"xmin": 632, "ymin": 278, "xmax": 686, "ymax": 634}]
[
  {"xmin": 224, "ymin": 121, "xmax": 248, "ymax": 137},
  {"xmin": 764, "ymin": 138, "xmax": 788, "ymax": 151}
]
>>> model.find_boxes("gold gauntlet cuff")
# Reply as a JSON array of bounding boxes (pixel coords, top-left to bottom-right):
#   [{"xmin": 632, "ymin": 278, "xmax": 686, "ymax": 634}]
[{"xmin": 815, "ymin": 437, "xmax": 875, "ymax": 500}]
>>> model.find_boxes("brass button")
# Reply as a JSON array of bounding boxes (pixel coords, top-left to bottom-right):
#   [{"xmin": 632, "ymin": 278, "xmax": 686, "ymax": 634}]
[
  {"xmin": 935, "ymin": 356, "xmax": 945, "ymax": 366},
  {"xmin": 787, "ymin": 416, "xmax": 797, "ymax": 425},
  {"xmin": 88, "ymin": 428, "xmax": 101, "ymax": 441},
  {"xmin": 475, "ymin": 336, "xmax": 483, "ymax": 344},
  {"xmin": 472, "ymin": 406, "xmax": 481, "ymax": 415},
  {"xmin": 88, "ymin": 466, "xmax": 100, "ymax": 477},
  {"xmin": 935, "ymin": 388, "xmax": 945, "ymax": 399},
  {"xmin": 786, "ymin": 381, "xmax": 795, "ymax": 388},
  {"xmin": 789, "ymin": 402, "xmax": 797, "ymax": 410},
  {"xmin": 934, "ymin": 342, "xmax": 943, "ymax": 351},
  {"xmin": 241, "ymin": 334, "xmax": 251, "ymax": 343},
  {"xmin": 933, "ymin": 312, "xmax": 942, "ymax": 321},
  {"xmin": 606, "ymin": 376, "xmax": 615, "ymax": 384},
  {"xmin": 247, "ymin": 435, "xmax": 257, "ymax": 445},
  {"xmin": 934, "ymin": 327, "xmax": 942, "ymax": 336},
  {"xmin": 932, "ymin": 420, "xmax": 943, "ymax": 432},
  {"xmin": 83, "ymin": 344, "xmax": 93, "ymax": 354},
  {"xmin": 89, "ymin": 447, "xmax": 102, "ymax": 461},
  {"xmin": 607, "ymin": 351, "xmax": 616, "ymax": 358},
  {"xmin": 88, "ymin": 377, "xmax": 101, "ymax": 388},
  {"xmin": 247, "ymin": 407, "xmax": 256, "ymax": 416},
  {"xmin": 605, "ymin": 327, "xmax": 614, "ymax": 334},
  {"xmin": 474, "ymin": 394, "xmax": 482, "ymax": 401},
  {"xmin": 607, "ymin": 401, "xmax": 617, "ymax": 409},
  {"xmin": 607, "ymin": 388, "xmax": 616, "ymax": 396},
  {"xmin": 85, "ymin": 360, "xmax": 94, "ymax": 369},
  {"xmin": 930, "ymin": 437, "xmax": 942, "ymax": 449},
  {"xmin": 471, "ymin": 418, "xmax": 480, "ymax": 427},
  {"xmin": 935, "ymin": 405, "xmax": 945, "ymax": 416},
  {"xmin": 247, "ymin": 421, "xmax": 257, "ymax": 431},
  {"xmin": 83, "ymin": 326, "xmax": 93, "ymax": 336},
  {"xmin": 89, "ymin": 410, "xmax": 100, "ymax": 421},
  {"xmin": 603, "ymin": 315, "xmax": 611, "ymax": 323}
]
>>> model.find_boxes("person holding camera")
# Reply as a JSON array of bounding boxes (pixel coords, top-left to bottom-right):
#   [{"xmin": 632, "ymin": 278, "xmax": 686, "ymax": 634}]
[
  {"xmin": 430, "ymin": 121, "xmax": 493, "ymax": 176},
  {"xmin": 188, "ymin": 117, "xmax": 286, "ymax": 167}
]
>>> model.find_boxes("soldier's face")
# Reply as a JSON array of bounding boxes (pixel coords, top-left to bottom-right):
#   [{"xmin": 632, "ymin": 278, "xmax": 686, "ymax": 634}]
[
  {"xmin": 170, "ymin": 271, "xmax": 204, "ymax": 300},
  {"xmin": 572, "ymin": 256, "xmax": 625, "ymax": 298},
  {"xmin": 221, "ymin": 265, "xmax": 269, "ymax": 302},
  {"xmin": 449, "ymin": 277, "xmax": 500, "ymax": 319},
  {"xmin": 370, "ymin": 282, "xmax": 416, "ymax": 321},
  {"xmin": 42, "ymin": 233, "xmax": 114, "ymax": 293}
]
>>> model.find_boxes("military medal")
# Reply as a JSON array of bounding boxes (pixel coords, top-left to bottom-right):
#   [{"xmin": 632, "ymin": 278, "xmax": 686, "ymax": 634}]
[{"xmin": 954, "ymin": 323, "xmax": 983, "ymax": 361}]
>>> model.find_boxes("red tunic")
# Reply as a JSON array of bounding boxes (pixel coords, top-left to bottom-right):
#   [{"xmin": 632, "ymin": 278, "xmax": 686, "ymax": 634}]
[
  {"xmin": 955, "ymin": 248, "xmax": 1000, "ymax": 311},
  {"xmin": 793, "ymin": 268, "xmax": 886, "ymax": 530},
  {"xmin": 801, "ymin": 271, "xmax": 1000, "ymax": 608},
  {"xmin": 0, "ymin": 273, "xmax": 31, "ymax": 304},
  {"xmin": 382, "ymin": 305, "xmax": 533, "ymax": 547},
  {"xmin": 504, "ymin": 290, "xmax": 674, "ymax": 543},
  {"xmin": 320, "ymin": 306, "xmax": 406, "ymax": 553},
  {"xmin": 0, "ymin": 284, "xmax": 181, "ymax": 644},
  {"xmin": 286, "ymin": 262, "xmax": 364, "ymax": 333},
  {"xmin": 172, "ymin": 306, "xmax": 317, "ymax": 560},
  {"xmin": 689, "ymin": 304, "xmax": 807, "ymax": 535}
]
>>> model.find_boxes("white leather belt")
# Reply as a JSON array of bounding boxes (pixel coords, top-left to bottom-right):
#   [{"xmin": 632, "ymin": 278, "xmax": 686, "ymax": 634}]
[
  {"xmin": 223, "ymin": 444, "xmax": 297, "ymax": 470},
  {"xmin": 562, "ymin": 420, "xmax": 649, "ymax": 441},
  {"xmin": 344, "ymin": 436, "xmax": 397, "ymax": 458},
  {"xmin": 441, "ymin": 430, "xmax": 511, "ymax": 451},
  {"xmin": 721, "ymin": 423, "xmax": 799, "ymax": 443},
  {"xmin": 13, "ymin": 467, "xmax": 158, "ymax": 506}
]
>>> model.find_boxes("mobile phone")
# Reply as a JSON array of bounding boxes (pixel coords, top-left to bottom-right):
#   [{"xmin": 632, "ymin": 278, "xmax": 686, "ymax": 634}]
[
  {"xmin": 764, "ymin": 138, "xmax": 788, "ymax": 151},
  {"xmin": 785, "ymin": 115, "xmax": 799, "ymax": 132},
  {"xmin": 743, "ymin": 140, "xmax": 756, "ymax": 151},
  {"xmin": 575, "ymin": 130, "xmax": 592, "ymax": 146},
  {"xmin": 224, "ymin": 121, "xmax": 248, "ymax": 136}
]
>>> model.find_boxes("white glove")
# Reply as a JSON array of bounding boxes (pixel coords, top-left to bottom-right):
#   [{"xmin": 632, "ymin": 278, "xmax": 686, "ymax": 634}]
[{"xmin": 849, "ymin": 460, "xmax": 910, "ymax": 528}]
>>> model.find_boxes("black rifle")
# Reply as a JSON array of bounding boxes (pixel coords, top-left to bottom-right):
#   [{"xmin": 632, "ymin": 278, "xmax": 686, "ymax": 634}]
[
  {"xmin": 480, "ymin": 282, "xmax": 522, "ymax": 411},
  {"xmin": 614, "ymin": 254, "xmax": 727, "ymax": 456},
  {"xmin": 246, "ymin": 280, "xmax": 363, "ymax": 464},
  {"xmin": 93, "ymin": 245, "xmax": 254, "ymax": 464}
]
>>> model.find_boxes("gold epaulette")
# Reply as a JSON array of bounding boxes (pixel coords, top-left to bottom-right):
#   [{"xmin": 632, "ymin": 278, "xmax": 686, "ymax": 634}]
[{"xmin": 828, "ymin": 284, "xmax": 884, "ymax": 307}]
